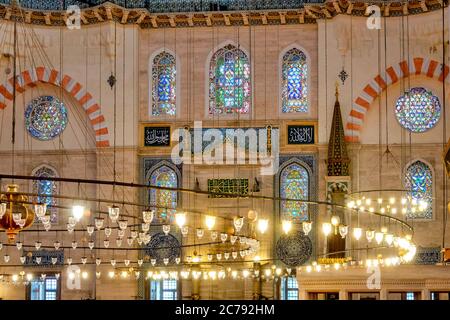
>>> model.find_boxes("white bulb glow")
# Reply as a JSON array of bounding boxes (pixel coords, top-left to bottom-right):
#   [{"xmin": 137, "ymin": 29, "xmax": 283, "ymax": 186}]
[
  {"xmin": 72, "ymin": 205, "xmax": 84, "ymax": 221},
  {"xmin": 204, "ymin": 215, "xmax": 216, "ymax": 230},
  {"xmin": 257, "ymin": 219, "xmax": 269, "ymax": 233},
  {"xmin": 322, "ymin": 222, "xmax": 332, "ymax": 236},
  {"xmin": 282, "ymin": 220, "xmax": 292, "ymax": 234},
  {"xmin": 175, "ymin": 212, "xmax": 187, "ymax": 228},
  {"xmin": 353, "ymin": 227, "xmax": 362, "ymax": 240}
]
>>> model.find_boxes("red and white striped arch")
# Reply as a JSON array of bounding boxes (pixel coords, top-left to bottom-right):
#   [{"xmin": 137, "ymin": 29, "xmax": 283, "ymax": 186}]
[
  {"xmin": 0, "ymin": 66, "xmax": 110, "ymax": 147},
  {"xmin": 345, "ymin": 57, "xmax": 449, "ymax": 143}
]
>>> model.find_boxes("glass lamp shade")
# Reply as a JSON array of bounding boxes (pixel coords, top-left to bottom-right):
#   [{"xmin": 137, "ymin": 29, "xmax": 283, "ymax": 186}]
[
  {"xmin": 175, "ymin": 257, "xmax": 181, "ymax": 264},
  {"xmin": 143, "ymin": 234, "xmax": 151, "ymax": 245},
  {"xmin": 142, "ymin": 210, "xmax": 154, "ymax": 224},
  {"xmin": 385, "ymin": 234, "xmax": 394, "ymax": 246},
  {"xmin": 67, "ymin": 258, "xmax": 72, "ymax": 265},
  {"xmin": 366, "ymin": 230, "xmax": 375, "ymax": 242},
  {"xmin": 141, "ymin": 223, "xmax": 150, "ymax": 232},
  {"xmin": 124, "ymin": 259, "xmax": 130, "ymax": 266},
  {"xmin": 224, "ymin": 252, "xmax": 230, "ymax": 260},
  {"xmin": 88, "ymin": 241, "xmax": 95, "ymax": 250},
  {"xmin": 35, "ymin": 257, "xmax": 41, "ymax": 264},
  {"xmin": 207, "ymin": 254, "xmax": 213, "ymax": 261},
  {"xmin": 35, "ymin": 241, "xmax": 42, "ymax": 250},
  {"xmin": 127, "ymin": 237, "xmax": 133, "ymax": 246},
  {"xmin": 103, "ymin": 239, "xmax": 110, "ymax": 248},
  {"xmin": 96, "ymin": 258, "xmax": 102, "ymax": 266},
  {"xmin": 20, "ymin": 256, "xmax": 26, "ymax": 264},
  {"xmin": 282, "ymin": 220, "xmax": 292, "ymax": 234},
  {"xmin": 331, "ymin": 215, "xmax": 340, "ymax": 226},
  {"xmin": 233, "ymin": 216, "xmax": 244, "ymax": 232},
  {"xmin": 71, "ymin": 241, "xmax": 77, "ymax": 249},
  {"xmin": 162, "ymin": 224, "xmax": 170, "ymax": 235},
  {"xmin": 118, "ymin": 220, "xmax": 128, "ymax": 231},
  {"xmin": 204, "ymin": 215, "xmax": 216, "ymax": 230},
  {"xmin": 339, "ymin": 225, "xmax": 348, "ymax": 238},
  {"xmin": 303, "ymin": 221, "xmax": 313, "ymax": 235},
  {"xmin": 86, "ymin": 225, "xmax": 95, "ymax": 236},
  {"xmin": 375, "ymin": 232, "xmax": 384, "ymax": 244},
  {"xmin": 94, "ymin": 218, "xmax": 104, "ymax": 230},
  {"xmin": 232, "ymin": 251, "xmax": 238, "ymax": 259},
  {"xmin": 163, "ymin": 258, "xmax": 169, "ymax": 265},
  {"xmin": 322, "ymin": 222, "xmax": 332, "ymax": 236},
  {"xmin": 12, "ymin": 213, "xmax": 22, "ymax": 224},
  {"xmin": 230, "ymin": 235, "xmax": 237, "ymax": 244},
  {"xmin": 104, "ymin": 227, "xmax": 112, "ymax": 237},
  {"xmin": 151, "ymin": 259, "xmax": 156, "ymax": 266},
  {"xmin": 137, "ymin": 259, "xmax": 143, "ymax": 267},
  {"xmin": 53, "ymin": 241, "xmax": 61, "ymax": 250},
  {"xmin": 196, "ymin": 228, "xmax": 204, "ymax": 239},
  {"xmin": 257, "ymin": 219, "xmax": 269, "ymax": 234},
  {"xmin": 34, "ymin": 203, "xmax": 47, "ymax": 218},
  {"xmin": 3, "ymin": 255, "xmax": 9, "ymax": 263},
  {"xmin": 353, "ymin": 227, "xmax": 363, "ymax": 240},
  {"xmin": 216, "ymin": 253, "xmax": 222, "ymax": 261},
  {"xmin": 43, "ymin": 223, "xmax": 51, "ymax": 231},
  {"xmin": 181, "ymin": 226, "xmax": 189, "ymax": 237},
  {"xmin": 108, "ymin": 205, "xmax": 120, "ymax": 223},
  {"xmin": 16, "ymin": 241, "xmax": 22, "ymax": 250},
  {"xmin": 116, "ymin": 238, "xmax": 122, "ymax": 247},
  {"xmin": 81, "ymin": 257, "xmax": 87, "ymax": 264},
  {"xmin": 40, "ymin": 215, "xmax": 51, "ymax": 225},
  {"xmin": 210, "ymin": 231, "xmax": 218, "ymax": 241},
  {"xmin": 110, "ymin": 259, "xmax": 116, "ymax": 267},
  {"xmin": 220, "ymin": 233, "xmax": 228, "ymax": 242},
  {"xmin": 130, "ymin": 231, "xmax": 138, "ymax": 239},
  {"xmin": 175, "ymin": 213, "xmax": 187, "ymax": 228}
]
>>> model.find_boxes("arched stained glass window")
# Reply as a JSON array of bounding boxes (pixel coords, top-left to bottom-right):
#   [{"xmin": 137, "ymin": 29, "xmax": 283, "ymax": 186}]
[
  {"xmin": 405, "ymin": 160, "xmax": 433, "ymax": 219},
  {"xmin": 149, "ymin": 166, "xmax": 178, "ymax": 218},
  {"xmin": 32, "ymin": 166, "xmax": 58, "ymax": 223},
  {"xmin": 151, "ymin": 52, "xmax": 177, "ymax": 116},
  {"xmin": 209, "ymin": 44, "xmax": 251, "ymax": 115},
  {"xmin": 395, "ymin": 87, "xmax": 441, "ymax": 133},
  {"xmin": 280, "ymin": 163, "xmax": 309, "ymax": 221},
  {"xmin": 281, "ymin": 48, "xmax": 308, "ymax": 113}
]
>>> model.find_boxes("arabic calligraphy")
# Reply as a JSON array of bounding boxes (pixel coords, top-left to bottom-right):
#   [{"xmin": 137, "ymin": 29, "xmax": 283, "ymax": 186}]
[
  {"xmin": 287, "ymin": 125, "xmax": 315, "ymax": 145},
  {"xmin": 144, "ymin": 127, "xmax": 171, "ymax": 147}
]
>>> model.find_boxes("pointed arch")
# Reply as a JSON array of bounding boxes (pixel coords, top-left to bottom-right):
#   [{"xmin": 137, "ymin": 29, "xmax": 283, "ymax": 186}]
[
  {"xmin": 345, "ymin": 57, "xmax": 449, "ymax": 142},
  {"xmin": 404, "ymin": 159, "xmax": 434, "ymax": 220},
  {"xmin": 0, "ymin": 66, "xmax": 110, "ymax": 147}
]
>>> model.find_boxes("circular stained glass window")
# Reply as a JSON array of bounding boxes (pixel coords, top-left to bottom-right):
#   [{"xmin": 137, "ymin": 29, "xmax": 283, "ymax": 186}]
[
  {"xmin": 25, "ymin": 96, "xmax": 68, "ymax": 141},
  {"xmin": 395, "ymin": 87, "xmax": 441, "ymax": 133}
]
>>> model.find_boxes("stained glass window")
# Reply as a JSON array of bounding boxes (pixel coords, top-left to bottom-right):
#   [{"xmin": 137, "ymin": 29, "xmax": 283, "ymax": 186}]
[
  {"xmin": 395, "ymin": 87, "xmax": 441, "ymax": 133},
  {"xmin": 150, "ymin": 166, "xmax": 178, "ymax": 218},
  {"xmin": 29, "ymin": 277, "xmax": 59, "ymax": 300},
  {"xmin": 405, "ymin": 160, "xmax": 433, "ymax": 219},
  {"xmin": 25, "ymin": 96, "xmax": 68, "ymax": 141},
  {"xmin": 32, "ymin": 166, "xmax": 58, "ymax": 223},
  {"xmin": 151, "ymin": 52, "xmax": 177, "ymax": 116},
  {"xmin": 280, "ymin": 163, "xmax": 309, "ymax": 221},
  {"xmin": 281, "ymin": 48, "xmax": 308, "ymax": 113},
  {"xmin": 209, "ymin": 44, "xmax": 251, "ymax": 115}
]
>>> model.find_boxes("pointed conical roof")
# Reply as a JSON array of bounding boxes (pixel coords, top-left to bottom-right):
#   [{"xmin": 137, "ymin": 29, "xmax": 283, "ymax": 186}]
[{"xmin": 327, "ymin": 84, "xmax": 350, "ymax": 176}]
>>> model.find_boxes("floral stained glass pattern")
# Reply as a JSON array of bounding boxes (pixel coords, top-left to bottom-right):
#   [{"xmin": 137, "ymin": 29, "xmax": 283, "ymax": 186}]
[
  {"xmin": 282, "ymin": 48, "xmax": 308, "ymax": 113},
  {"xmin": 405, "ymin": 161, "xmax": 433, "ymax": 219},
  {"xmin": 209, "ymin": 44, "xmax": 251, "ymax": 115},
  {"xmin": 32, "ymin": 166, "xmax": 58, "ymax": 223},
  {"xmin": 280, "ymin": 163, "xmax": 309, "ymax": 221},
  {"xmin": 395, "ymin": 87, "xmax": 441, "ymax": 133},
  {"xmin": 150, "ymin": 166, "xmax": 178, "ymax": 218},
  {"xmin": 25, "ymin": 96, "xmax": 68, "ymax": 141},
  {"xmin": 152, "ymin": 52, "xmax": 176, "ymax": 116}
]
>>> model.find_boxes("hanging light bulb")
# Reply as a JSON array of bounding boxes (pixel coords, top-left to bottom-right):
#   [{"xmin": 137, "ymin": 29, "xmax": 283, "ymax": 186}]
[
  {"xmin": 108, "ymin": 205, "xmax": 120, "ymax": 223},
  {"xmin": 16, "ymin": 241, "xmax": 22, "ymax": 250},
  {"xmin": 257, "ymin": 219, "xmax": 269, "ymax": 234},
  {"xmin": 181, "ymin": 226, "xmax": 189, "ymax": 237},
  {"xmin": 72, "ymin": 205, "xmax": 84, "ymax": 221},
  {"xmin": 230, "ymin": 235, "xmax": 237, "ymax": 244},
  {"xmin": 322, "ymin": 222, "xmax": 332, "ymax": 237},
  {"xmin": 141, "ymin": 223, "xmax": 150, "ymax": 232},
  {"xmin": 196, "ymin": 228, "xmax": 204, "ymax": 239},
  {"xmin": 175, "ymin": 212, "xmax": 187, "ymax": 228},
  {"xmin": 220, "ymin": 233, "xmax": 228, "ymax": 242},
  {"xmin": 86, "ymin": 225, "xmax": 95, "ymax": 236},
  {"xmin": 104, "ymin": 227, "xmax": 112, "ymax": 237},
  {"xmin": 211, "ymin": 231, "xmax": 218, "ymax": 241},
  {"xmin": 233, "ymin": 216, "xmax": 244, "ymax": 232},
  {"xmin": 302, "ymin": 221, "xmax": 312, "ymax": 235},
  {"xmin": 282, "ymin": 220, "xmax": 292, "ymax": 234},
  {"xmin": 331, "ymin": 215, "xmax": 340, "ymax": 227},
  {"xmin": 375, "ymin": 232, "xmax": 384, "ymax": 244},
  {"xmin": 96, "ymin": 258, "xmax": 102, "ymax": 266},
  {"xmin": 142, "ymin": 210, "xmax": 154, "ymax": 224},
  {"xmin": 353, "ymin": 227, "xmax": 362, "ymax": 240},
  {"xmin": 71, "ymin": 241, "xmax": 77, "ymax": 249},
  {"xmin": 35, "ymin": 241, "xmax": 42, "ymax": 250},
  {"xmin": 204, "ymin": 215, "xmax": 216, "ymax": 230},
  {"xmin": 338, "ymin": 225, "xmax": 348, "ymax": 238}
]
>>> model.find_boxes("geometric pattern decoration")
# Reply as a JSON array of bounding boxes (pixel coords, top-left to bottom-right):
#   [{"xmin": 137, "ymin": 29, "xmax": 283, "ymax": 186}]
[
  {"xmin": 345, "ymin": 57, "xmax": 449, "ymax": 142},
  {"xmin": 0, "ymin": 66, "xmax": 110, "ymax": 147},
  {"xmin": 414, "ymin": 247, "xmax": 441, "ymax": 265},
  {"xmin": 32, "ymin": 166, "xmax": 58, "ymax": 223},
  {"xmin": 145, "ymin": 233, "xmax": 181, "ymax": 265},
  {"xmin": 280, "ymin": 163, "xmax": 309, "ymax": 221},
  {"xmin": 25, "ymin": 96, "xmax": 67, "ymax": 141},
  {"xmin": 395, "ymin": 87, "xmax": 441, "ymax": 133},
  {"xmin": 276, "ymin": 231, "xmax": 312, "ymax": 267},
  {"xmin": 404, "ymin": 160, "xmax": 433, "ymax": 219},
  {"xmin": 209, "ymin": 44, "xmax": 251, "ymax": 115},
  {"xmin": 151, "ymin": 52, "xmax": 176, "ymax": 116},
  {"xmin": 281, "ymin": 48, "xmax": 308, "ymax": 113}
]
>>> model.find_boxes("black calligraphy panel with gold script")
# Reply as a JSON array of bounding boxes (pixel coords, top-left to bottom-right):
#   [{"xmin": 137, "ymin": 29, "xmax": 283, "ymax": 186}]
[
  {"xmin": 287, "ymin": 125, "xmax": 315, "ymax": 145},
  {"xmin": 144, "ymin": 126, "xmax": 171, "ymax": 147}
]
